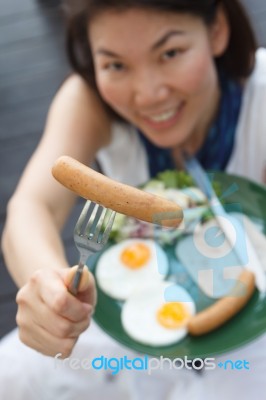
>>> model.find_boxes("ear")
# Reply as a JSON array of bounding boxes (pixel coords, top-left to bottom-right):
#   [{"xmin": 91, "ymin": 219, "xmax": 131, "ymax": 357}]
[{"xmin": 209, "ymin": 5, "xmax": 230, "ymax": 57}]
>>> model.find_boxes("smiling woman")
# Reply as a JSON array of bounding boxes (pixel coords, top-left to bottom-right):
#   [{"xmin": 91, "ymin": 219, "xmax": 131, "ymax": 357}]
[
  {"xmin": 61, "ymin": 0, "xmax": 264, "ymax": 184},
  {"xmin": 0, "ymin": 0, "xmax": 266, "ymax": 399},
  {"xmin": 89, "ymin": 9, "xmax": 222, "ymax": 150}
]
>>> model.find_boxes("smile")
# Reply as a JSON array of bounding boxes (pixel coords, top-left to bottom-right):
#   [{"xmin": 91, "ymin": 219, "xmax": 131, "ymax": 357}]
[
  {"xmin": 148, "ymin": 109, "xmax": 177, "ymax": 122},
  {"xmin": 140, "ymin": 103, "xmax": 185, "ymax": 130}
]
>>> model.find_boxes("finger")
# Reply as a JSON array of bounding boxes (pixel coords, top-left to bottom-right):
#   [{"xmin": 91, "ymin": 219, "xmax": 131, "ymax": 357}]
[
  {"xmin": 30, "ymin": 298, "xmax": 92, "ymax": 339},
  {"xmin": 39, "ymin": 270, "xmax": 92, "ymax": 322},
  {"xmin": 76, "ymin": 270, "xmax": 97, "ymax": 307},
  {"xmin": 17, "ymin": 316, "xmax": 77, "ymax": 358},
  {"xmin": 64, "ymin": 265, "xmax": 91, "ymax": 293},
  {"xmin": 62, "ymin": 266, "xmax": 97, "ymax": 308}
]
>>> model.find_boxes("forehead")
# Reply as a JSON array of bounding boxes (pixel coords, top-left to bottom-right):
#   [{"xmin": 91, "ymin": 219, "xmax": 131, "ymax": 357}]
[{"xmin": 88, "ymin": 8, "xmax": 206, "ymax": 49}]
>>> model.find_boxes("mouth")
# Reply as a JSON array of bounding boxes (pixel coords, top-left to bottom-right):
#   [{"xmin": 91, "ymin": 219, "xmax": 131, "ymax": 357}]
[{"xmin": 140, "ymin": 102, "xmax": 185, "ymax": 130}]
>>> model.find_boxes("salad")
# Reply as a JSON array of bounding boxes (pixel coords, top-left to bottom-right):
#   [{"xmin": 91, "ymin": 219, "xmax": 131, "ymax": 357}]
[{"xmin": 109, "ymin": 170, "xmax": 221, "ymax": 245}]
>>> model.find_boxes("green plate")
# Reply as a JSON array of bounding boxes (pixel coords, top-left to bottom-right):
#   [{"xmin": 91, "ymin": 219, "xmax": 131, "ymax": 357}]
[{"xmin": 90, "ymin": 172, "xmax": 266, "ymax": 359}]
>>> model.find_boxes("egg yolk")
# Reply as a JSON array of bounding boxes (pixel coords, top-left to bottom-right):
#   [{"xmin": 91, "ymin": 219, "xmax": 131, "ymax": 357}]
[
  {"xmin": 120, "ymin": 243, "xmax": 151, "ymax": 269},
  {"xmin": 156, "ymin": 302, "xmax": 190, "ymax": 329}
]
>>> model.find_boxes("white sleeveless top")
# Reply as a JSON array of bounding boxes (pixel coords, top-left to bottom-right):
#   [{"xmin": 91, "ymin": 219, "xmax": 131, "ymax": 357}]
[{"xmin": 97, "ymin": 48, "xmax": 266, "ymax": 186}]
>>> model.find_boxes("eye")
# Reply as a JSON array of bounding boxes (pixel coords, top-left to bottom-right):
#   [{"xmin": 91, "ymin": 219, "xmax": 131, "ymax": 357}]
[
  {"xmin": 104, "ymin": 62, "xmax": 125, "ymax": 71},
  {"xmin": 162, "ymin": 48, "xmax": 180, "ymax": 61}
]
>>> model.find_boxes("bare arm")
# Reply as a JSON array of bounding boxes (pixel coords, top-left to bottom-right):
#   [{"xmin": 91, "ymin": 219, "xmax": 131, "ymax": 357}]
[
  {"xmin": 1, "ymin": 75, "xmax": 111, "ymax": 356},
  {"xmin": 2, "ymin": 74, "xmax": 111, "ymax": 287}
]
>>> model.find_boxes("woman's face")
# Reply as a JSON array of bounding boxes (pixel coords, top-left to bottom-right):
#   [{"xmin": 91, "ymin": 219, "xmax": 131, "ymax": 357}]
[{"xmin": 89, "ymin": 8, "xmax": 228, "ymax": 150}]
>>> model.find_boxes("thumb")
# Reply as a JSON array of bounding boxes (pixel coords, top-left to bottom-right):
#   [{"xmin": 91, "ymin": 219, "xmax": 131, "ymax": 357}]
[
  {"xmin": 64, "ymin": 265, "xmax": 91, "ymax": 293},
  {"xmin": 63, "ymin": 265, "xmax": 97, "ymax": 306}
]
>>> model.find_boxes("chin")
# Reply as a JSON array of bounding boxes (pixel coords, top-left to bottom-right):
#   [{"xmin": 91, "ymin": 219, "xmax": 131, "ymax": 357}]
[{"xmin": 141, "ymin": 128, "xmax": 189, "ymax": 150}]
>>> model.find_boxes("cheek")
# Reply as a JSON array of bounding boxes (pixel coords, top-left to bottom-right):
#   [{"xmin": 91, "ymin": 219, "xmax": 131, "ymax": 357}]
[
  {"xmin": 95, "ymin": 74, "xmax": 129, "ymax": 110},
  {"xmin": 176, "ymin": 51, "xmax": 216, "ymax": 96}
]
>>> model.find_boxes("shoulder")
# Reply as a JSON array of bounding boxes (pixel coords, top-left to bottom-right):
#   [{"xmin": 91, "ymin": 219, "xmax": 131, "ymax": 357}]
[
  {"xmin": 54, "ymin": 74, "xmax": 97, "ymax": 104},
  {"xmin": 233, "ymin": 49, "xmax": 266, "ymax": 183},
  {"xmin": 253, "ymin": 48, "xmax": 266, "ymax": 81},
  {"xmin": 48, "ymin": 74, "xmax": 112, "ymax": 149},
  {"xmin": 246, "ymin": 48, "xmax": 266, "ymax": 87},
  {"xmin": 255, "ymin": 48, "xmax": 266, "ymax": 70},
  {"xmin": 242, "ymin": 48, "xmax": 266, "ymax": 112}
]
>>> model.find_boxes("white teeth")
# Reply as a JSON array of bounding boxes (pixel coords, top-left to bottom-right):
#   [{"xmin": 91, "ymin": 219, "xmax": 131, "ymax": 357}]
[{"xmin": 149, "ymin": 109, "xmax": 176, "ymax": 122}]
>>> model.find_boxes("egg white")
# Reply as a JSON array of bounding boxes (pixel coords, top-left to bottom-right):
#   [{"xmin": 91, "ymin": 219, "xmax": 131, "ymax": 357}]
[
  {"xmin": 95, "ymin": 239, "xmax": 169, "ymax": 300},
  {"xmin": 121, "ymin": 281, "xmax": 196, "ymax": 346}
]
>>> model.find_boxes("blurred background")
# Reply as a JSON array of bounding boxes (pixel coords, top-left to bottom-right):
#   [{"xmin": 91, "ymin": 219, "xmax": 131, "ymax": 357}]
[{"xmin": 0, "ymin": 0, "xmax": 265, "ymax": 339}]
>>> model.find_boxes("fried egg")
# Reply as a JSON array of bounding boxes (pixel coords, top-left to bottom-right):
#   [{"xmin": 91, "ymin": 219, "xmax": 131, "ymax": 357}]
[
  {"xmin": 121, "ymin": 281, "xmax": 196, "ymax": 346},
  {"xmin": 95, "ymin": 239, "xmax": 169, "ymax": 300}
]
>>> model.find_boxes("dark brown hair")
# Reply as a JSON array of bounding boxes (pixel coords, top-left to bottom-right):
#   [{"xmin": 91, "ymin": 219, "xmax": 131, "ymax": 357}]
[{"xmin": 63, "ymin": 0, "xmax": 257, "ymax": 107}]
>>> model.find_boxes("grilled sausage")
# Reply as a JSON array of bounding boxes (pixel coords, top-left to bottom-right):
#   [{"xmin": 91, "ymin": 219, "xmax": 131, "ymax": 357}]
[
  {"xmin": 188, "ymin": 269, "xmax": 255, "ymax": 336},
  {"xmin": 52, "ymin": 156, "xmax": 183, "ymax": 228}
]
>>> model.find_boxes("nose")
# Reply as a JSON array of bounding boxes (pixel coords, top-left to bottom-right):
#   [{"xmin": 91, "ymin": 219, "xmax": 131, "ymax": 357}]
[{"xmin": 133, "ymin": 68, "xmax": 170, "ymax": 108}]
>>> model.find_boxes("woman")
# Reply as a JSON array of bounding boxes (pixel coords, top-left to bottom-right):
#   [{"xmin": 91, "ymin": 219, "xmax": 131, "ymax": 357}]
[{"xmin": 1, "ymin": 0, "xmax": 266, "ymax": 398}]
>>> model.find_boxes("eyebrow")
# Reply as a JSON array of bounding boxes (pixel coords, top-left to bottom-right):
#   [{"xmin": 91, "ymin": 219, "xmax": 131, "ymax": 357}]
[
  {"xmin": 95, "ymin": 30, "xmax": 185, "ymax": 58},
  {"xmin": 96, "ymin": 49, "xmax": 120, "ymax": 58},
  {"xmin": 151, "ymin": 30, "xmax": 185, "ymax": 50}
]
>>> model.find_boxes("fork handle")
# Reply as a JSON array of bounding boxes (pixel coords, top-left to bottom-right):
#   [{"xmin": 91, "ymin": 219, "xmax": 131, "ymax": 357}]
[{"xmin": 68, "ymin": 261, "xmax": 84, "ymax": 295}]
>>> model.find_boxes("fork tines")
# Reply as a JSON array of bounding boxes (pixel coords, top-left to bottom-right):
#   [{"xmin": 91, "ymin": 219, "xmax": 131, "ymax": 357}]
[{"xmin": 74, "ymin": 200, "xmax": 116, "ymax": 244}]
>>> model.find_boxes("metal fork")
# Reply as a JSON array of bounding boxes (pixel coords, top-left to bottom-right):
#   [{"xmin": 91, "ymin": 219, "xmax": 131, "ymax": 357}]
[{"xmin": 68, "ymin": 200, "xmax": 116, "ymax": 295}]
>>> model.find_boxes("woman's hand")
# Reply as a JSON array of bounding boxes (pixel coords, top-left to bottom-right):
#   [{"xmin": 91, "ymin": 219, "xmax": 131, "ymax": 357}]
[{"xmin": 15, "ymin": 266, "xmax": 96, "ymax": 358}]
